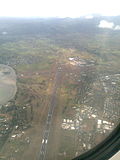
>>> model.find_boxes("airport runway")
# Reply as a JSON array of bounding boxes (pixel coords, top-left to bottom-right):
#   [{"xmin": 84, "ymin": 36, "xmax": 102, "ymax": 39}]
[{"xmin": 37, "ymin": 65, "xmax": 62, "ymax": 160}]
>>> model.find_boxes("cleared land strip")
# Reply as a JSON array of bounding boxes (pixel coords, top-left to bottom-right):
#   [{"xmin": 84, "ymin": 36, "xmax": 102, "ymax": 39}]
[{"xmin": 37, "ymin": 64, "xmax": 62, "ymax": 160}]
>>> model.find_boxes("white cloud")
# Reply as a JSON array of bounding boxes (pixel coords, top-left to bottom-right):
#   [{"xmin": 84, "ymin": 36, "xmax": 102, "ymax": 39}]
[
  {"xmin": 85, "ymin": 15, "xmax": 94, "ymax": 19},
  {"xmin": 0, "ymin": 0, "xmax": 120, "ymax": 17},
  {"xmin": 114, "ymin": 25, "xmax": 120, "ymax": 30},
  {"xmin": 98, "ymin": 20, "xmax": 120, "ymax": 30},
  {"xmin": 98, "ymin": 20, "xmax": 114, "ymax": 29}
]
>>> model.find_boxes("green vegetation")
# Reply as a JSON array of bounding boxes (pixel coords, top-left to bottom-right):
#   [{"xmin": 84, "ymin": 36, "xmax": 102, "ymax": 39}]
[{"xmin": 0, "ymin": 16, "xmax": 120, "ymax": 160}]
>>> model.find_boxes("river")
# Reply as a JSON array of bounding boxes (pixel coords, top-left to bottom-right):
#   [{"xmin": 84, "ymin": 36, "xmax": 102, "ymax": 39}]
[{"xmin": 0, "ymin": 64, "xmax": 17, "ymax": 105}]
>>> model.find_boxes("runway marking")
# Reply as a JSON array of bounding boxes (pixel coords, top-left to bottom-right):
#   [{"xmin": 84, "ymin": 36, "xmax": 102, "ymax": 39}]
[{"xmin": 37, "ymin": 66, "xmax": 61, "ymax": 160}]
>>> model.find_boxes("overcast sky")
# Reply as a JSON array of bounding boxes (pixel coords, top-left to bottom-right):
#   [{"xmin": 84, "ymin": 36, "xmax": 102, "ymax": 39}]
[{"xmin": 0, "ymin": 0, "xmax": 120, "ymax": 17}]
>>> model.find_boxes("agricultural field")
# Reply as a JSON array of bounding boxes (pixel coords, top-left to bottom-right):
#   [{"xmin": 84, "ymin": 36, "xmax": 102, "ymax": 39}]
[{"xmin": 0, "ymin": 17, "xmax": 120, "ymax": 160}]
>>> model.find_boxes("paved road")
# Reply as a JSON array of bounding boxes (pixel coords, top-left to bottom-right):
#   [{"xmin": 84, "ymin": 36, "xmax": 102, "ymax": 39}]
[{"xmin": 37, "ymin": 65, "xmax": 62, "ymax": 160}]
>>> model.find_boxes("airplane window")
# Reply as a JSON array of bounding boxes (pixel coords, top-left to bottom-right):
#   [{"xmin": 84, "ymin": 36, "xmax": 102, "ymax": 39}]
[{"xmin": 0, "ymin": 1, "xmax": 120, "ymax": 160}]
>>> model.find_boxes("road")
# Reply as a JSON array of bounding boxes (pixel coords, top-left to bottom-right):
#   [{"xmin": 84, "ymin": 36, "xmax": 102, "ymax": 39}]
[{"xmin": 37, "ymin": 64, "xmax": 62, "ymax": 160}]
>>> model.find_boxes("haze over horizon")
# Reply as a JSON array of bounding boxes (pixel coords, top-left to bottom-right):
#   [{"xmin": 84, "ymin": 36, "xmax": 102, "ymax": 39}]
[{"xmin": 0, "ymin": 0, "xmax": 120, "ymax": 18}]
